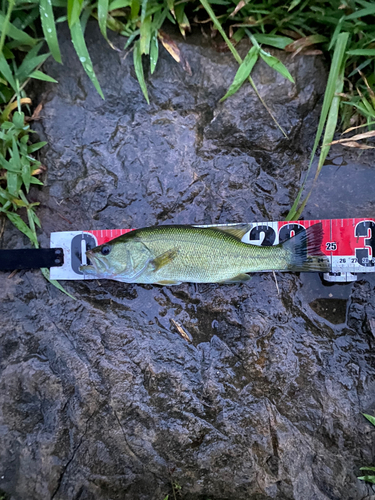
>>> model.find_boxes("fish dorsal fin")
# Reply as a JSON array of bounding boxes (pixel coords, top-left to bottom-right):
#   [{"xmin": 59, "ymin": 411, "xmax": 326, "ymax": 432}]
[
  {"xmin": 194, "ymin": 223, "xmax": 253, "ymax": 240},
  {"xmin": 217, "ymin": 273, "xmax": 252, "ymax": 283},
  {"xmin": 150, "ymin": 247, "xmax": 180, "ymax": 272}
]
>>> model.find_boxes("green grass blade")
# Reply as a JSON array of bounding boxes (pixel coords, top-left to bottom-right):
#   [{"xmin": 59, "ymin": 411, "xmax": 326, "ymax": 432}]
[
  {"xmin": 141, "ymin": 0, "xmax": 148, "ymax": 23},
  {"xmin": 363, "ymin": 413, "xmax": 375, "ymax": 426},
  {"xmin": 6, "ymin": 211, "xmax": 38, "ymax": 246},
  {"xmin": 259, "ymin": 50, "xmax": 295, "ymax": 83},
  {"xmin": 288, "ymin": 0, "xmax": 302, "ymax": 11},
  {"xmin": 29, "ymin": 70, "xmax": 58, "ymax": 83},
  {"xmin": 358, "ymin": 476, "xmax": 375, "ymax": 484},
  {"xmin": 360, "ymin": 467, "xmax": 375, "ymax": 472},
  {"xmin": 131, "ymin": 0, "xmax": 140, "ymax": 21},
  {"xmin": 70, "ymin": 20, "xmax": 104, "ymax": 99},
  {"xmin": 16, "ymin": 42, "xmax": 50, "ymax": 83},
  {"xmin": 40, "ymin": 0, "xmax": 62, "ymax": 63},
  {"xmin": 124, "ymin": 29, "xmax": 139, "ymax": 49},
  {"xmin": 253, "ymin": 34, "xmax": 293, "ymax": 49},
  {"xmin": 220, "ymin": 45, "xmax": 259, "ymax": 102},
  {"xmin": 11, "ymin": 136, "xmax": 20, "ymax": 168},
  {"xmin": 347, "ymin": 49, "xmax": 375, "ymax": 56},
  {"xmin": 286, "ymin": 32, "xmax": 349, "ymax": 221},
  {"xmin": 0, "ymin": 13, "xmax": 36, "ymax": 46},
  {"xmin": 346, "ymin": 4, "xmax": 375, "ymax": 19},
  {"xmin": 68, "ymin": 0, "xmax": 84, "ymax": 28},
  {"xmin": 140, "ymin": 14, "xmax": 151, "ymax": 54},
  {"xmin": 149, "ymin": 31, "xmax": 158, "ymax": 74},
  {"xmin": 109, "ymin": 0, "xmax": 131, "ymax": 9},
  {"xmin": 133, "ymin": 39, "xmax": 149, "ymax": 103},
  {"xmin": 0, "ymin": 53, "xmax": 16, "ymax": 90},
  {"xmin": 0, "ymin": 0, "xmax": 14, "ymax": 56},
  {"xmin": 98, "ymin": 0, "xmax": 109, "ymax": 39},
  {"xmin": 315, "ymin": 58, "xmax": 345, "ymax": 179},
  {"xmin": 41, "ymin": 267, "xmax": 76, "ymax": 299},
  {"xmin": 328, "ymin": 15, "xmax": 344, "ymax": 51}
]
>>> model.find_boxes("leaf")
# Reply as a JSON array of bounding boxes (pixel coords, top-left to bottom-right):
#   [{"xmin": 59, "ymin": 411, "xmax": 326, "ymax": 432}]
[
  {"xmin": 360, "ymin": 467, "xmax": 375, "ymax": 472},
  {"xmin": 285, "ymin": 34, "xmax": 327, "ymax": 53},
  {"xmin": 6, "ymin": 211, "xmax": 38, "ymax": 246},
  {"xmin": 220, "ymin": 45, "xmax": 259, "ymax": 101},
  {"xmin": 31, "ymin": 209, "xmax": 41, "ymax": 228},
  {"xmin": 315, "ymin": 53, "xmax": 345, "ymax": 177},
  {"xmin": 0, "ymin": 54, "xmax": 16, "ymax": 91},
  {"xmin": 124, "ymin": 29, "xmax": 139, "ymax": 49},
  {"xmin": 98, "ymin": 0, "xmax": 109, "ymax": 39},
  {"xmin": 175, "ymin": 3, "xmax": 190, "ymax": 37},
  {"xmin": 150, "ymin": 31, "xmax": 159, "ymax": 74},
  {"xmin": 29, "ymin": 176, "xmax": 44, "ymax": 185},
  {"xmin": 109, "ymin": 0, "xmax": 131, "ymax": 9},
  {"xmin": 22, "ymin": 161, "xmax": 31, "ymax": 192},
  {"xmin": 70, "ymin": 20, "xmax": 104, "ymax": 99},
  {"xmin": 328, "ymin": 130, "xmax": 375, "ymax": 145},
  {"xmin": 358, "ymin": 475, "xmax": 375, "ymax": 484},
  {"xmin": 342, "ymin": 121, "xmax": 375, "ymax": 134},
  {"xmin": 229, "ymin": 0, "xmax": 247, "ymax": 17},
  {"xmin": 40, "ymin": 267, "xmax": 76, "ymax": 300},
  {"xmin": 0, "ymin": 14, "xmax": 37, "ymax": 46},
  {"xmin": 347, "ymin": 49, "xmax": 375, "ymax": 56},
  {"xmin": 259, "ymin": 50, "xmax": 295, "ymax": 83},
  {"xmin": 130, "ymin": 0, "xmax": 140, "ymax": 20},
  {"xmin": 40, "ymin": 0, "xmax": 62, "ymax": 63},
  {"xmin": 11, "ymin": 136, "xmax": 21, "ymax": 169},
  {"xmin": 68, "ymin": 0, "xmax": 84, "ymax": 27},
  {"xmin": 346, "ymin": 4, "xmax": 375, "ymax": 19},
  {"xmin": 6, "ymin": 171, "xmax": 19, "ymax": 195},
  {"xmin": 16, "ymin": 42, "xmax": 50, "ymax": 83},
  {"xmin": 158, "ymin": 30, "xmax": 191, "ymax": 74},
  {"xmin": 253, "ymin": 34, "xmax": 293, "ymax": 50},
  {"xmin": 140, "ymin": 14, "xmax": 151, "ymax": 55},
  {"xmin": 363, "ymin": 413, "xmax": 375, "ymax": 427},
  {"xmin": 328, "ymin": 15, "xmax": 344, "ymax": 51},
  {"xmin": 28, "ymin": 141, "xmax": 48, "ymax": 153},
  {"xmin": 331, "ymin": 140, "xmax": 375, "ymax": 149},
  {"xmin": 348, "ymin": 58, "xmax": 372, "ymax": 78},
  {"xmin": 133, "ymin": 39, "xmax": 149, "ymax": 103},
  {"xmin": 288, "ymin": 0, "xmax": 302, "ymax": 11},
  {"xmin": 0, "ymin": 155, "xmax": 16, "ymax": 172},
  {"xmin": 29, "ymin": 70, "xmax": 58, "ymax": 83}
]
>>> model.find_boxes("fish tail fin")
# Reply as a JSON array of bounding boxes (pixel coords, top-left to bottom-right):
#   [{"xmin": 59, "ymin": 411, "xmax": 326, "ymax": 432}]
[{"xmin": 281, "ymin": 222, "xmax": 330, "ymax": 272}]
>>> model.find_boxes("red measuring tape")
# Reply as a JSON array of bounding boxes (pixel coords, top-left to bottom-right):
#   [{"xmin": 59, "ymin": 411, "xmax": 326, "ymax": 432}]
[{"xmin": 49, "ymin": 218, "xmax": 375, "ymax": 283}]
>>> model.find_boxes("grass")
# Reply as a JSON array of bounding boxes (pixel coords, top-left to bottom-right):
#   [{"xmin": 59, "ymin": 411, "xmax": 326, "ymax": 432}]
[
  {"xmin": 0, "ymin": 0, "xmax": 374, "ymax": 289},
  {"xmin": 358, "ymin": 413, "xmax": 375, "ymax": 484}
]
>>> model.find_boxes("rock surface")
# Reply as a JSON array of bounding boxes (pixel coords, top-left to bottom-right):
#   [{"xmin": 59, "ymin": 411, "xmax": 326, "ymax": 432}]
[{"xmin": 1, "ymin": 23, "xmax": 375, "ymax": 500}]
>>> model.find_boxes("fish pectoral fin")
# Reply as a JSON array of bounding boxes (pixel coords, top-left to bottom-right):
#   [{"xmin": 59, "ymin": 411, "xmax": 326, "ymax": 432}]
[
  {"xmin": 194, "ymin": 223, "xmax": 253, "ymax": 240},
  {"xmin": 217, "ymin": 273, "xmax": 252, "ymax": 283},
  {"xmin": 150, "ymin": 247, "xmax": 180, "ymax": 272},
  {"xmin": 154, "ymin": 280, "xmax": 182, "ymax": 286}
]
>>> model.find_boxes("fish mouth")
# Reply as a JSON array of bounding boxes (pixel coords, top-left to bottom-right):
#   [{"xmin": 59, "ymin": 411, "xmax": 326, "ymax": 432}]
[{"xmin": 79, "ymin": 250, "xmax": 113, "ymax": 278}]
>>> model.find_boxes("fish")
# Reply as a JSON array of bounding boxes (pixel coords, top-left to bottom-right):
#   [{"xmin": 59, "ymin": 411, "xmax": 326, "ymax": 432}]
[{"xmin": 79, "ymin": 223, "xmax": 329, "ymax": 285}]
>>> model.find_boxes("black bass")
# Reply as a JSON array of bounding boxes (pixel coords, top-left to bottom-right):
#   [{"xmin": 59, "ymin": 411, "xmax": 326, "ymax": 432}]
[{"xmin": 79, "ymin": 223, "xmax": 329, "ymax": 285}]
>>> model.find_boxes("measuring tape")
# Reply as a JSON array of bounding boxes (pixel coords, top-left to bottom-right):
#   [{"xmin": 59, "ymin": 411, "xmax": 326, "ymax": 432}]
[{"xmin": 48, "ymin": 218, "xmax": 375, "ymax": 283}]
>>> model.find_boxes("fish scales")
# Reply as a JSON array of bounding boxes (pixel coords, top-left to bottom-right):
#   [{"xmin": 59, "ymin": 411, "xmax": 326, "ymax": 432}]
[{"xmin": 132, "ymin": 226, "xmax": 288, "ymax": 282}]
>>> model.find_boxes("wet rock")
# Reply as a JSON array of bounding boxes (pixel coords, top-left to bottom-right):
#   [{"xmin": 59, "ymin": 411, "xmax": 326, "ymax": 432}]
[{"xmin": 1, "ymin": 22, "xmax": 375, "ymax": 500}]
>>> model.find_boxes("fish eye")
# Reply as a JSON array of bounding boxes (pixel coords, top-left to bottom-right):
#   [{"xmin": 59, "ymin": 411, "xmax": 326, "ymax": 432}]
[{"xmin": 101, "ymin": 245, "xmax": 111, "ymax": 256}]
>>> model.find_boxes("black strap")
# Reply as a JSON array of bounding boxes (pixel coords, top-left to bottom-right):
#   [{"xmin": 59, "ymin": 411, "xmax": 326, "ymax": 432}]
[{"xmin": 0, "ymin": 248, "xmax": 64, "ymax": 271}]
